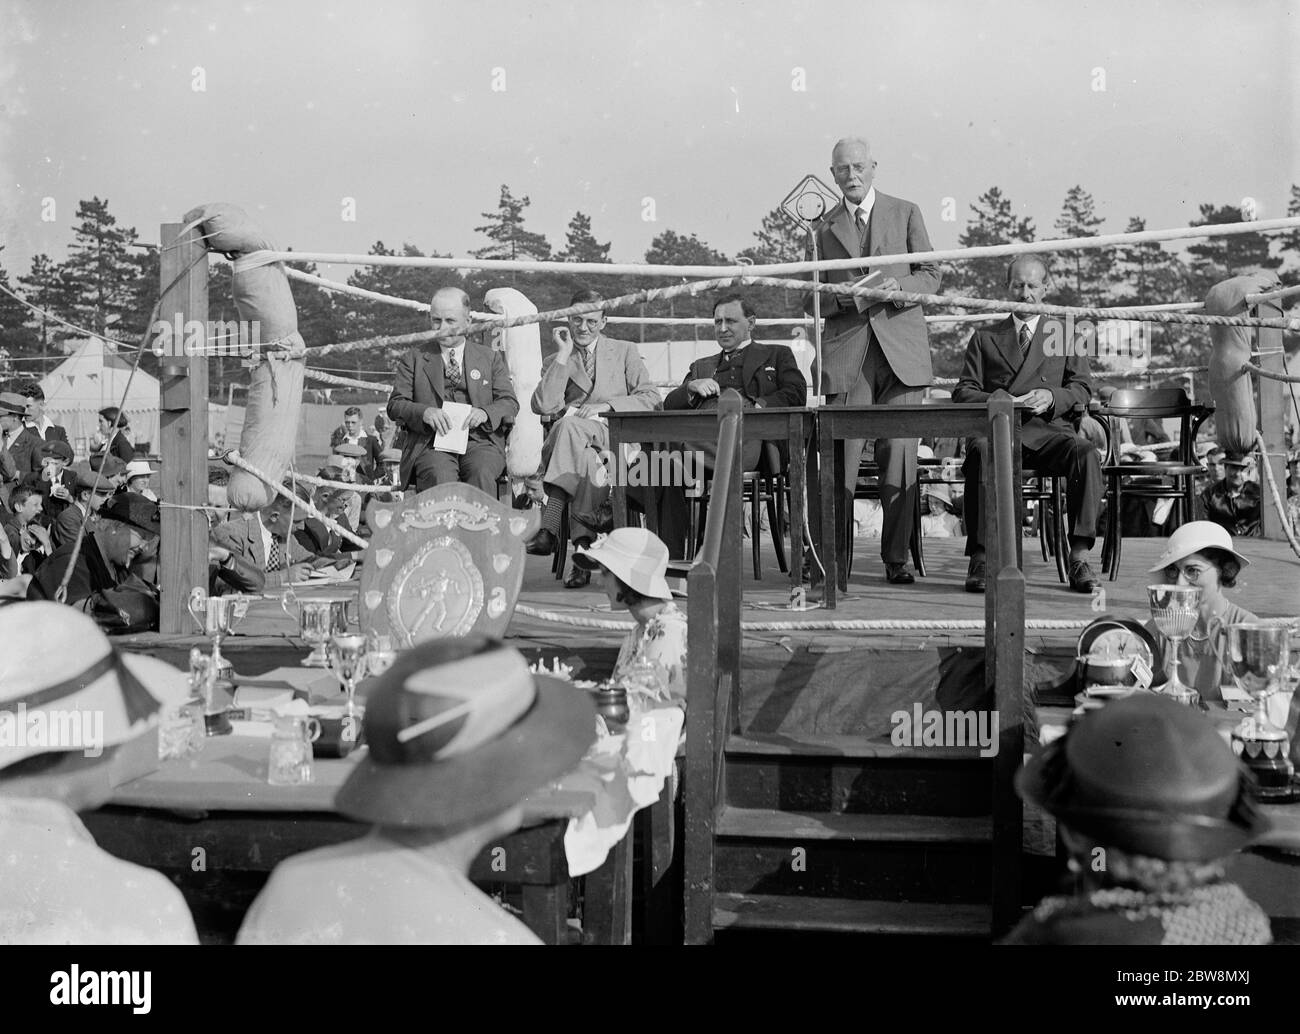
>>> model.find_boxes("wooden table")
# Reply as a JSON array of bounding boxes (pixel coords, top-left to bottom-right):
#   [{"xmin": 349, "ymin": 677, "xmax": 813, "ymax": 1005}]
[
  {"xmin": 605, "ymin": 406, "xmax": 815, "ymax": 589},
  {"xmin": 816, "ymin": 403, "xmax": 1024, "ymax": 608},
  {"xmin": 84, "ymin": 733, "xmax": 634, "ymax": 945}
]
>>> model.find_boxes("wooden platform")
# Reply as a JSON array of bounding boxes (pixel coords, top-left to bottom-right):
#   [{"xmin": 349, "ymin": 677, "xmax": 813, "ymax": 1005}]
[{"xmin": 514, "ymin": 534, "xmax": 1300, "ymax": 652}]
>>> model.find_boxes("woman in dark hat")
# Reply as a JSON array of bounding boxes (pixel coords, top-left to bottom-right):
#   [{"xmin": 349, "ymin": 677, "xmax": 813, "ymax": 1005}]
[{"xmin": 1005, "ymin": 694, "xmax": 1272, "ymax": 944}]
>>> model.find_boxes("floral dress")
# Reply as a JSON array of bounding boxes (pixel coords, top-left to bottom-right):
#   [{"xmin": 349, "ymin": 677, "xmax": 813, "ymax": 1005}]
[{"xmin": 610, "ymin": 602, "xmax": 688, "ymax": 710}]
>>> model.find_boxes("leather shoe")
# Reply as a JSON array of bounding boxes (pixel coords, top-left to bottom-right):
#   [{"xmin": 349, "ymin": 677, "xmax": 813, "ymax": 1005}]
[
  {"xmin": 1068, "ymin": 559, "xmax": 1100, "ymax": 594},
  {"xmin": 884, "ymin": 563, "xmax": 914, "ymax": 585},
  {"xmin": 964, "ymin": 558, "xmax": 986, "ymax": 594},
  {"xmin": 564, "ymin": 564, "xmax": 591, "ymax": 589},
  {"xmin": 526, "ymin": 529, "xmax": 557, "ymax": 556}
]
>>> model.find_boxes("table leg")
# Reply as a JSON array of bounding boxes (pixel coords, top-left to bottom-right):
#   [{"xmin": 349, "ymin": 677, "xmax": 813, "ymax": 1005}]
[
  {"xmin": 819, "ymin": 419, "xmax": 838, "ymax": 609},
  {"xmin": 609, "ymin": 423, "xmax": 628, "ymax": 528},
  {"xmin": 582, "ymin": 829, "xmax": 634, "ymax": 944},
  {"xmin": 522, "ymin": 883, "xmax": 569, "ymax": 945},
  {"xmin": 788, "ymin": 416, "xmax": 805, "ymax": 592}
]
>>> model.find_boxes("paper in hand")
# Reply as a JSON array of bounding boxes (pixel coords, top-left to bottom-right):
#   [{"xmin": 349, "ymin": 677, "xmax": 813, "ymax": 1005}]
[
  {"xmin": 434, "ymin": 401, "xmax": 473, "ymax": 455},
  {"xmin": 854, "ymin": 269, "xmax": 887, "ymax": 314}
]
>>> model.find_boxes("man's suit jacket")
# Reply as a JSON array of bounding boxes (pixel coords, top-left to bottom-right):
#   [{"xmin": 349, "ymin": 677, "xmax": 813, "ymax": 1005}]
[
  {"xmin": 210, "ymin": 514, "xmax": 318, "ymax": 588},
  {"xmin": 28, "ymin": 422, "xmax": 69, "ymax": 445},
  {"xmin": 386, "ymin": 340, "xmax": 518, "ymax": 491},
  {"xmin": 953, "ymin": 316, "xmax": 1093, "ymax": 451},
  {"xmin": 664, "ymin": 341, "xmax": 807, "ymax": 470},
  {"xmin": 531, "ymin": 335, "xmax": 661, "ymax": 416},
  {"xmin": 2, "ymin": 426, "xmax": 44, "ymax": 481},
  {"xmin": 328, "ymin": 428, "xmax": 383, "ymax": 477},
  {"xmin": 803, "ymin": 192, "xmax": 940, "ymax": 393}
]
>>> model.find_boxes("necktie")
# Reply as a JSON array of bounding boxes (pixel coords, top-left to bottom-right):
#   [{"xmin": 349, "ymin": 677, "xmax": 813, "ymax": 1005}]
[
  {"xmin": 267, "ymin": 537, "xmax": 283, "ymax": 573},
  {"xmin": 445, "ymin": 350, "xmax": 462, "ymax": 390},
  {"xmin": 1019, "ymin": 323, "xmax": 1033, "ymax": 357},
  {"xmin": 579, "ymin": 346, "xmax": 596, "ymax": 382},
  {"xmin": 855, "ymin": 208, "xmax": 869, "ymax": 250}
]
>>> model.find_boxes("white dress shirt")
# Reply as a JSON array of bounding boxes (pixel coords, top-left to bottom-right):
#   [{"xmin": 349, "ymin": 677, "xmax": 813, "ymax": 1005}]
[{"xmin": 844, "ymin": 187, "xmax": 877, "ymax": 232}]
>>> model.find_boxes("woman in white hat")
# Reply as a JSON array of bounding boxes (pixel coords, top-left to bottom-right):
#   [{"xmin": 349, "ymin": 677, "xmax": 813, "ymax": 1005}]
[
  {"xmin": 573, "ymin": 528, "xmax": 688, "ymax": 709},
  {"xmin": 123, "ymin": 460, "xmax": 158, "ymax": 501},
  {"xmin": 1146, "ymin": 520, "xmax": 1256, "ymax": 703}
]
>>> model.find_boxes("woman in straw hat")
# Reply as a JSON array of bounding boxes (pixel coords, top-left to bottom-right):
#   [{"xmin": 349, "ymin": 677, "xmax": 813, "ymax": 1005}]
[
  {"xmin": 1145, "ymin": 520, "xmax": 1257, "ymax": 704},
  {"xmin": 1005, "ymin": 693, "xmax": 1272, "ymax": 944},
  {"xmin": 238, "ymin": 636, "xmax": 595, "ymax": 944},
  {"xmin": 573, "ymin": 527, "xmax": 688, "ymax": 709},
  {"xmin": 0, "ymin": 603, "xmax": 197, "ymax": 943}
]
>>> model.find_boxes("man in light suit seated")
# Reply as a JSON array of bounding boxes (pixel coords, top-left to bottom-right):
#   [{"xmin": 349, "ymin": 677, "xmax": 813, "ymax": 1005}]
[
  {"xmin": 526, "ymin": 288, "xmax": 661, "ymax": 588},
  {"xmin": 209, "ymin": 479, "xmax": 325, "ymax": 589}
]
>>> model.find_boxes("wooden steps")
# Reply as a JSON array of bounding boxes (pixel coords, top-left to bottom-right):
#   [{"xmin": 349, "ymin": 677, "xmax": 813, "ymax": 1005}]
[
  {"xmin": 713, "ymin": 892, "xmax": 992, "ymax": 937},
  {"xmin": 717, "ymin": 807, "xmax": 991, "ymax": 845}
]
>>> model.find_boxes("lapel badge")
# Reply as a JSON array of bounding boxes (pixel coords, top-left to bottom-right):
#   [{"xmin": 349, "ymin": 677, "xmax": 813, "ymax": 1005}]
[{"xmin": 470, "ymin": 368, "xmax": 482, "ymax": 381}]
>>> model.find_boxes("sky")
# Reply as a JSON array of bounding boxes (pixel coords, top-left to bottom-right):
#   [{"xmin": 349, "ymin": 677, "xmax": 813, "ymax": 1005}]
[{"xmin": 1, "ymin": 0, "xmax": 1296, "ymax": 283}]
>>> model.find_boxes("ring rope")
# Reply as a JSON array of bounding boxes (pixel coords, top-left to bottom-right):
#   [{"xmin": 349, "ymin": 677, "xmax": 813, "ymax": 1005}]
[
  {"xmin": 223, "ymin": 449, "xmax": 371, "ymax": 550},
  {"xmin": 233, "ymin": 215, "xmax": 1300, "ymax": 280},
  {"xmin": 1253, "ymin": 430, "xmax": 1300, "ymax": 559},
  {"xmin": 1242, "ymin": 361, "xmax": 1300, "ymax": 385}
]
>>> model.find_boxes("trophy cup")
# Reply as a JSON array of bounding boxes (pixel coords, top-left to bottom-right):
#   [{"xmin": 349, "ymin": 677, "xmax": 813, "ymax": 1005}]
[
  {"xmin": 1147, "ymin": 584, "xmax": 1202, "ymax": 708},
  {"xmin": 327, "ymin": 633, "xmax": 369, "ymax": 722},
  {"xmin": 1226, "ymin": 623, "xmax": 1295, "ymax": 800},
  {"xmin": 187, "ymin": 587, "xmax": 253, "ymax": 681},
  {"xmin": 281, "ymin": 589, "xmax": 353, "ymax": 667}
]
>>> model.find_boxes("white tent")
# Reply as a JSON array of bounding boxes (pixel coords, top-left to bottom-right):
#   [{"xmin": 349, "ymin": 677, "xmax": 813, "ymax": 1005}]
[{"xmin": 39, "ymin": 337, "xmax": 159, "ymax": 459}]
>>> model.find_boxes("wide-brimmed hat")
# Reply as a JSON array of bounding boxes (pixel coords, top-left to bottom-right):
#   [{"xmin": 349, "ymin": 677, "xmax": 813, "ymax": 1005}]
[
  {"xmin": 0, "ymin": 603, "xmax": 190, "ymax": 770},
  {"xmin": 335, "ymin": 637, "xmax": 595, "ymax": 830},
  {"xmin": 92, "ymin": 454, "xmax": 127, "ymax": 478},
  {"xmin": 1017, "ymin": 694, "xmax": 1269, "ymax": 861},
  {"xmin": 100, "ymin": 492, "xmax": 161, "ymax": 538},
  {"xmin": 1148, "ymin": 520, "xmax": 1250, "ymax": 573},
  {"xmin": 572, "ymin": 528, "xmax": 673, "ymax": 600},
  {"xmin": 922, "ymin": 482, "xmax": 953, "ymax": 507},
  {"xmin": 72, "ymin": 463, "xmax": 113, "ymax": 494},
  {"xmin": 123, "ymin": 460, "xmax": 156, "ymax": 480}
]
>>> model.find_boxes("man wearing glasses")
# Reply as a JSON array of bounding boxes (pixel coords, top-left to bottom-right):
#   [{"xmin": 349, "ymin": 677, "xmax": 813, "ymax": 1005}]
[
  {"xmin": 804, "ymin": 136, "xmax": 940, "ymax": 588},
  {"xmin": 526, "ymin": 288, "xmax": 661, "ymax": 588}
]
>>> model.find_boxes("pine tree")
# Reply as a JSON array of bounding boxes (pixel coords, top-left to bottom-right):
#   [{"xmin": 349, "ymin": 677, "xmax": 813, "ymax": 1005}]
[
  {"xmin": 0, "ymin": 247, "xmax": 36, "ymax": 362},
  {"xmin": 1274, "ymin": 184, "xmax": 1300, "ymax": 285},
  {"xmin": 738, "ymin": 206, "xmax": 809, "ymax": 321},
  {"xmin": 643, "ymin": 231, "xmax": 730, "ymax": 340},
  {"xmin": 472, "ymin": 186, "xmax": 553, "ymax": 263},
  {"xmin": 18, "ymin": 253, "xmax": 73, "ymax": 357},
  {"xmin": 953, "ymin": 187, "xmax": 1036, "ymax": 301},
  {"xmin": 1186, "ymin": 203, "xmax": 1280, "ymax": 295},
  {"xmin": 1051, "ymin": 185, "xmax": 1112, "ymax": 305},
  {"xmin": 59, "ymin": 197, "xmax": 143, "ymax": 337},
  {"xmin": 557, "ymin": 212, "xmax": 611, "ymax": 263}
]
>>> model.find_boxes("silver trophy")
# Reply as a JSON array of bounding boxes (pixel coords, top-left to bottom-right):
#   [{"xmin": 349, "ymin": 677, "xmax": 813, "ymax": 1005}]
[
  {"xmin": 327, "ymin": 633, "xmax": 369, "ymax": 721},
  {"xmin": 187, "ymin": 587, "xmax": 253, "ymax": 681},
  {"xmin": 1226, "ymin": 623, "xmax": 1294, "ymax": 797},
  {"xmin": 1147, "ymin": 584, "xmax": 1202, "ymax": 707},
  {"xmin": 281, "ymin": 590, "xmax": 353, "ymax": 667}
]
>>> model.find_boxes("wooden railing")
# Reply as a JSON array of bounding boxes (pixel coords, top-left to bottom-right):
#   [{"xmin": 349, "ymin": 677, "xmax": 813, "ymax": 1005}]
[{"xmin": 682, "ymin": 390, "xmax": 745, "ymax": 945}]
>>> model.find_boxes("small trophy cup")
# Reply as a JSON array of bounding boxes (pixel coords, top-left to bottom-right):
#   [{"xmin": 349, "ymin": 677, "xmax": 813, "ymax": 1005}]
[
  {"xmin": 281, "ymin": 589, "xmax": 353, "ymax": 667},
  {"xmin": 1147, "ymin": 584, "xmax": 1202, "ymax": 708},
  {"xmin": 327, "ymin": 633, "xmax": 369, "ymax": 723},
  {"xmin": 1226, "ymin": 623, "xmax": 1295, "ymax": 800},
  {"xmin": 187, "ymin": 587, "xmax": 253, "ymax": 681}
]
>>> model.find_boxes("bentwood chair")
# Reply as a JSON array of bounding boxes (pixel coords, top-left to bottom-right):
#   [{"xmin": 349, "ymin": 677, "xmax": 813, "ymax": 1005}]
[{"xmin": 1098, "ymin": 388, "xmax": 1213, "ymax": 581}]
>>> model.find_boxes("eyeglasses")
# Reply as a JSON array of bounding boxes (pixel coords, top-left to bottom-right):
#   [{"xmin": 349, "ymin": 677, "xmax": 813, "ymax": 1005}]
[
  {"xmin": 1164, "ymin": 563, "xmax": 1214, "ymax": 583},
  {"xmin": 831, "ymin": 163, "xmax": 872, "ymax": 176}
]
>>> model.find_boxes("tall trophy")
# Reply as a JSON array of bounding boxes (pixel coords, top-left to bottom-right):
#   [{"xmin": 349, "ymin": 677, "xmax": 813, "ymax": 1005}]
[
  {"xmin": 281, "ymin": 589, "xmax": 354, "ymax": 667},
  {"xmin": 327, "ymin": 633, "xmax": 369, "ymax": 721},
  {"xmin": 1226, "ymin": 623, "xmax": 1295, "ymax": 800},
  {"xmin": 187, "ymin": 588, "xmax": 253, "ymax": 681},
  {"xmin": 1147, "ymin": 584, "xmax": 1202, "ymax": 708}
]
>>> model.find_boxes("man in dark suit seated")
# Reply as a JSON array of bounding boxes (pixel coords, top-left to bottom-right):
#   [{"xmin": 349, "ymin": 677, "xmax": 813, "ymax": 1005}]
[
  {"xmin": 50, "ymin": 465, "xmax": 114, "ymax": 550},
  {"xmin": 22, "ymin": 440, "xmax": 76, "ymax": 526},
  {"xmin": 1200, "ymin": 457, "xmax": 1261, "ymax": 538},
  {"xmin": 387, "ymin": 287, "xmax": 518, "ymax": 496},
  {"xmin": 663, "ymin": 294, "xmax": 807, "ymax": 467},
  {"xmin": 953, "ymin": 255, "xmax": 1102, "ymax": 594}
]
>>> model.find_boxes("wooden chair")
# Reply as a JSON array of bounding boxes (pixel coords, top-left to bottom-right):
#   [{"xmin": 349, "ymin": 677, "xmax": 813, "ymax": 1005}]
[
  {"xmin": 687, "ymin": 442, "xmax": 788, "ymax": 579},
  {"xmin": 1098, "ymin": 388, "xmax": 1213, "ymax": 581}
]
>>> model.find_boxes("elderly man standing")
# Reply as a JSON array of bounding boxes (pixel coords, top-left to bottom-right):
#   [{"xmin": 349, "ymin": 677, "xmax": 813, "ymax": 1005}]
[
  {"xmin": 526, "ymin": 289, "xmax": 660, "ymax": 588},
  {"xmin": 805, "ymin": 136, "xmax": 940, "ymax": 587},
  {"xmin": 954, "ymin": 255, "xmax": 1102, "ymax": 593},
  {"xmin": 388, "ymin": 287, "xmax": 518, "ymax": 495}
]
